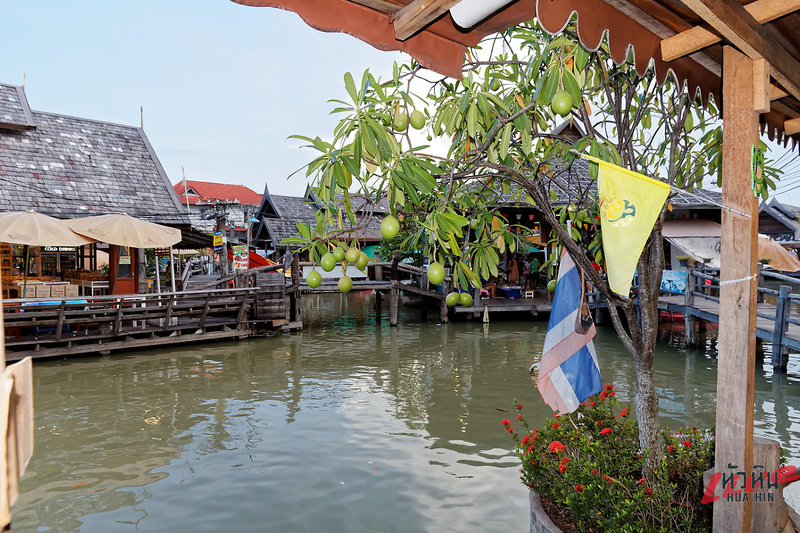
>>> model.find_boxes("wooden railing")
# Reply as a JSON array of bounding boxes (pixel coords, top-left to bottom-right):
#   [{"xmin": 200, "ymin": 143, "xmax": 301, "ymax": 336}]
[
  {"xmin": 685, "ymin": 266, "xmax": 799, "ymax": 368},
  {"xmin": 3, "ymin": 288, "xmax": 257, "ymax": 360}
]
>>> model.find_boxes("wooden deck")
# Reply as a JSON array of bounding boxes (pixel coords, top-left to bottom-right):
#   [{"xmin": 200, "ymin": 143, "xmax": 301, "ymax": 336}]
[{"xmin": 3, "ymin": 288, "xmax": 259, "ymax": 361}]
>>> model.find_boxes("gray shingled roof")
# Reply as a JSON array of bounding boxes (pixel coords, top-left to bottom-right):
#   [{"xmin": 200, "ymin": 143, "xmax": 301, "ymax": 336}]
[
  {"xmin": 0, "ymin": 95, "xmax": 188, "ymax": 224},
  {"xmin": 499, "ymin": 159, "xmax": 723, "ymax": 210},
  {"xmin": 0, "ymin": 84, "xmax": 35, "ymax": 130}
]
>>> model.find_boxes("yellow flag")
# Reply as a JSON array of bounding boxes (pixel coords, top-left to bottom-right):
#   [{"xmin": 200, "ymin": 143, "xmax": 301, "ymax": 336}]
[{"xmin": 582, "ymin": 154, "xmax": 670, "ymax": 297}]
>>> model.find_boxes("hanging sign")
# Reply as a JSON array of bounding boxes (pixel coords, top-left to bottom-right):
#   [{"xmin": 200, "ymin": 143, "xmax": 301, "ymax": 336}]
[
  {"xmin": 153, "ymin": 248, "xmax": 171, "ymax": 257},
  {"xmin": 213, "ymin": 231, "xmax": 224, "ymax": 251},
  {"xmin": 751, "ymin": 145, "xmax": 765, "ymax": 199},
  {"xmin": 232, "ymin": 245, "xmax": 249, "ymax": 271}
]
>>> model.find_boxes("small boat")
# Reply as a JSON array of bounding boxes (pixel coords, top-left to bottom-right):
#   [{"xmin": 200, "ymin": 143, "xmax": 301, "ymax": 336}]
[{"xmin": 660, "ymin": 310, "xmax": 685, "ymax": 322}]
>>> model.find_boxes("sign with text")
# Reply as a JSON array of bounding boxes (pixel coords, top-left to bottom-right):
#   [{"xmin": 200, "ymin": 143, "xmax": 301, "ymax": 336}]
[
  {"xmin": 213, "ymin": 231, "xmax": 224, "ymax": 251},
  {"xmin": 232, "ymin": 245, "xmax": 249, "ymax": 271}
]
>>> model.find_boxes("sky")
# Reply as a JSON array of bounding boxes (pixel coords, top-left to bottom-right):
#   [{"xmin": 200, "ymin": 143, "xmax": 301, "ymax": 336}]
[
  {"xmin": 1, "ymin": 0, "xmax": 401, "ymax": 198},
  {"xmin": 2, "ymin": 1, "xmax": 800, "ymax": 204}
]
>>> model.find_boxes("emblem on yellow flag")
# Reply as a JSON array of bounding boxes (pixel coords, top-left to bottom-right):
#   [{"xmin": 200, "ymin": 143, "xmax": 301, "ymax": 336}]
[{"xmin": 581, "ymin": 154, "xmax": 670, "ymax": 297}]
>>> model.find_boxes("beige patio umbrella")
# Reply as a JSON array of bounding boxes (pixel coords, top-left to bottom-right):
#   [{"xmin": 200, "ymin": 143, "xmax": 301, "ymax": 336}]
[
  {"xmin": 0, "ymin": 210, "xmax": 95, "ymax": 295},
  {"xmin": 67, "ymin": 213, "xmax": 181, "ymax": 248}
]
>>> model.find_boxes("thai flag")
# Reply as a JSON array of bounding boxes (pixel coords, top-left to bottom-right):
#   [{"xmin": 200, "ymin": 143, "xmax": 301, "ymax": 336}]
[{"xmin": 535, "ymin": 251, "xmax": 603, "ymax": 413}]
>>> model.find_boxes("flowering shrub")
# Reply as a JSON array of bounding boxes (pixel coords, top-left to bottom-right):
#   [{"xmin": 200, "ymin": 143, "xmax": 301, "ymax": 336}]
[{"xmin": 506, "ymin": 385, "xmax": 714, "ymax": 532}]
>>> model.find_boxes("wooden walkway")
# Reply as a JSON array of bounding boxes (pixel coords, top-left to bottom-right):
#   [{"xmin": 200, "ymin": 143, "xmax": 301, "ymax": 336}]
[{"xmin": 658, "ymin": 268, "xmax": 800, "ymax": 370}]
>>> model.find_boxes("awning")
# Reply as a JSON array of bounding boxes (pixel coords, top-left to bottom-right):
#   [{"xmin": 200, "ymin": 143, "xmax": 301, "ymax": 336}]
[
  {"xmin": 667, "ymin": 233, "xmax": 800, "ymax": 272},
  {"xmin": 662, "ymin": 218, "xmax": 722, "ymax": 238}
]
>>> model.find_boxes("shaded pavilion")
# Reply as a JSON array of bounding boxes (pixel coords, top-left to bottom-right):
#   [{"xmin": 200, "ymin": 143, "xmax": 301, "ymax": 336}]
[{"xmin": 232, "ymin": 1, "xmax": 799, "ymax": 530}]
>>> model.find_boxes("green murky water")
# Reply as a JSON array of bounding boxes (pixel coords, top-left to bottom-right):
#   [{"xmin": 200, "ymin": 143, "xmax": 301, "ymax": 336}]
[{"xmin": 12, "ymin": 292, "xmax": 800, "ymax": 532}]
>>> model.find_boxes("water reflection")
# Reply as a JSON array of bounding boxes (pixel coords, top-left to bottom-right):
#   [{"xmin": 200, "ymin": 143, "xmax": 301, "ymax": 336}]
[{"xmin": 12, "ymin": 292, "xmax": 800, "ymax": 532}]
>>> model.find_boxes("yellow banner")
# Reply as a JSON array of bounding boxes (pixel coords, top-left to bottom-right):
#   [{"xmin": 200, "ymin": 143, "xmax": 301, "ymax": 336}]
[{"xmin": 582, "ymin": 154, "xmax": 670, "ymax": 297}]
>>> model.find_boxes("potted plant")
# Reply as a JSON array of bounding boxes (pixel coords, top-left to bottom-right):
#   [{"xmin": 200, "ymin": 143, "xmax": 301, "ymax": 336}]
[{"xmin": 504, "ymin": 385, "xmax": 715, "ymax": 532}]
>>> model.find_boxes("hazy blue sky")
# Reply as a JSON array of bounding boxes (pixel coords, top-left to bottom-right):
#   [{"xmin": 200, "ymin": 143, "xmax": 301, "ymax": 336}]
[
  {"xmin": 1, "ymin": 0, "xmax": 401, "ymax": 197},
  {"xmin": 3, "ymin": 1, "xmax": 799, "ymax": 204}
]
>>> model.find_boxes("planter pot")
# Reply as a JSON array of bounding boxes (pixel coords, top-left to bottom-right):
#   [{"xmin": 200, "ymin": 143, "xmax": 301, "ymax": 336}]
[{"xmin": 529, "ymin": 491, "xmax": 564, "ymax": 533}]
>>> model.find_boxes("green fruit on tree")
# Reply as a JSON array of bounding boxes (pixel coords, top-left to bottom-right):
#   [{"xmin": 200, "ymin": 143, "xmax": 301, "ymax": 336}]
[
  {"xmin": 332, "ymin": 247, "xmax": 346, "ymax": 262},
  {"xmin": 320, "ymin": 252, "xmax": 336, "ymax": 272},
  {"xmin": 469, "ymin": 218, "xmax": 478, "ymax": 230},
  {"xmin": 394, "ymin": 111, "xmax": 408, "ymax": 131},
  {"xmin": 338, "ymin": 275, "xmax": 353, "ymax": 293},
  {"xmin": 345, "ymin": 247, "xmax": 360, "ymax": 264},
  {"xmin": 356, "ymin": 251, "xmax": 369, "ymax": 271},
  {"xmin": 305, "ymin": 269, "xmax": 322, "ymax": 288},
  {"xmin": 550, "ymin": 90, "xmax": 573, "ymax": 117},
  {"xmin": 381, "ymin": 215, "xmax": 400, "ymax": 239},
  {"xmin": 547, "ymin": 279, "xmax": 557, "ymax": 292},
  {"xmin": 427, "ymin": 262, "xmax": 445, "ymax": 285},
  {"xmin": 446, "ymin": 292, "xmax": 460, "ymax": 306},
  {"xmin": 409, "ymin": 110, "xmax": 426, "ymax": 130},
  {"xmin": 491, "ymin": 78, "xmax": 501, "ymax": 90},
  {"xmin": 459, "ymin": 292, "xmax": 473, "ymax": 307}
]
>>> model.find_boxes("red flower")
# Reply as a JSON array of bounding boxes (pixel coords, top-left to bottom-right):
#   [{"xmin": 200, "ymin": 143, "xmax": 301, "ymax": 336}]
[
  {"xmin": 600, "ymin": 428, "xmax": 613, "ymax": 436},
  {"xmin": 600, "ymin": 391, "xmax": 607, "ymax": 400},
  {"xmin": 517, "ymin": 403, "xmax": 524, "ymax": 409},
  {"xmin": 501, "ymin": 419, "xmax": 510, "ymax": 426},
  {"xmin": 682, "ymin": 440, "xmax": 692, "ymax": 448},
  {"xmin": 552, "ymin": 422, "xmax": 560, "ymax": 429},
  {"xmin": 589, "ymin": 401, "xmax": 596, "ymax": 407},
  {"xmin": 591, "ymin": 468, "xmax": 599, "ymax": 476},
  {"xmin": 604, "ymin": 384, "xmax": 614, "ymax": 390},
  {"xmin": 691, "ymin": 426, "xmax": 697, "ymax": 431},
  {"xmin": 515, "ymin": 414, "xmax": 523, "ymax": 421},
  {"xmin": 637, "ymin": 478, "xmax": 646, "ymax": 485},
  {"xmin": 505, "ymin": 426, "xmax": 515, "ymax": 433},
  {"xmin": 548, "ymin": 441, "xmax": 566, "ymax": 453},
  {"xmin": 595, "ymin": 420, "xmax": 603, "ymax": 426},
  {"xmin": 668, "ymin": 444, "xmax": 674, "ymax": 452},
  {"xmin": 609, "ymin": 391, "xmax": 616, "ymax": 397},
  {"xmin": 522, "ymin": 435, "xmax": 530, "ymax": 445},
  {"xmin": 619, "ymin": 409, "xmax": 628, "ymax": 418},
  {"xmin": 575, "ymin": 484, "xmax": 585, "ymax": 493},
  {"xmin": 644, "ymin": 487, "xmax": 652, "ymax": 495}
]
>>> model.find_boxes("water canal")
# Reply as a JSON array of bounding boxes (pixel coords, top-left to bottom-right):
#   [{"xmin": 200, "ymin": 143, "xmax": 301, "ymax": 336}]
[{"xmin": 13, "ymin": 292, "xmax": 800, "ymax": 532}]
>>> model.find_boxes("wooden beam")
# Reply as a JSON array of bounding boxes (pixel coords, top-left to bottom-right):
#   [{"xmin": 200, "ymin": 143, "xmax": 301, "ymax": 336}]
[
  {"xmin": 753, "ymin": 58, "xmax": 770, "ymax": 113},
  {"xmin": 348, "ymin": 0, "xmax": 402, "ymax": 14},
  {"xmin": 393, "ymin": 0, "xmax": 460, "ymax": 41},
  {"xmin": 674, "ymin": 0, "xmax": 800, "ymax": 101},
  {"xmin": 714, "ymin": 45, "xmax": 760, "ymax": 533},
  {"xmin": 661, "ymin": 0, "xmax": 800, "ymax": 61},
  {"xmin": 770, "ymin": 85, "xmax": 788, "ymax": 100},
  {"xmin": 785, "ymin": 118, "xmax": 800, "ymax": 136}
]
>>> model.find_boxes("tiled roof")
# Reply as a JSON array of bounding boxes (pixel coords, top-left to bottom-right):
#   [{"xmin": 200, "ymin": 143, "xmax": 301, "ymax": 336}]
[
  {"xmin": 174, "ymin": 180, "xmax": 262, "ymax": 206},
  {"xmin": 0, "ymin": 83, "xmax": 35, "ymax": 130},
  {"xmin": 0, "ymin": 106, "xmax": 188, "ymax": 224}
]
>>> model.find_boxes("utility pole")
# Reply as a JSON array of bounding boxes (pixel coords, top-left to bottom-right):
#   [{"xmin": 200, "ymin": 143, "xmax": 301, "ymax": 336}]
[{"xmin": 215, "ymin": 203, "xmax": 229, "ymax": 276}]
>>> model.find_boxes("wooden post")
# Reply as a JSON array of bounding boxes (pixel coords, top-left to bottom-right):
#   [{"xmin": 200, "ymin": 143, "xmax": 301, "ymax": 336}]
[
  {"xmin": 771, "ymin": 285, "xmax": 790, "ymax": 371},
  {"xmin": 389, "ymin": 286, "xmax": 399, "ymax": 327},
  {"xmin": 55, "ymin": 300, "xmax": 66, "ymax": 342},
  {"xmin": 290, "ymin": 254, "xmax": 301, "ymax": 323},
  {"xmin": 713, "ymin": 46, "xmax": 761, "ymax": 533},
  {"xmin": 169, "ymin": 246, "xmax": 176, "ymax": 293},
  {"xmin": 684, "ymin": 267, "xmax": 697, "ymax": 346},
  {"xmin": 440, "ymin": 276, "xmax": 449, "ymax": 324}
]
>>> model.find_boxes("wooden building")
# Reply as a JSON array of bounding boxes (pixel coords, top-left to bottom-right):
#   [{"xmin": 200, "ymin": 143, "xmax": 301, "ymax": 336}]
[
  {"xmin": 758, "ymin": 198, "xmax": 800, "ymax": 242},
  {"xmin": 0, "ymin": 82, "xmax": 206, "ymax": 294},
  {"xmin": 252, "ymin": 185, "xmax": 387, "ymax": 255},
  {"xmin": 173, "ymin": 180, "xmax": 263, "ymax": 242}
]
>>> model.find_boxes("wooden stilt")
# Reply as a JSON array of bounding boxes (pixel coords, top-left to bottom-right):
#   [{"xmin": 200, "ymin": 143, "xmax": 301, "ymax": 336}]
[
  {"xmin": 375, "ymin": 290, "xmax": 383, "ymax": 322},
  {"xmin": 684, "ymin": 268, "xmax": 697, "ymax": 347},
  {"xmin": 713, "ymin": 46, "xmax": 761, "ymax": 533},
  {"xmin": 389, "ymin": 287, "xmax": 399, "ymax": 327}
]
